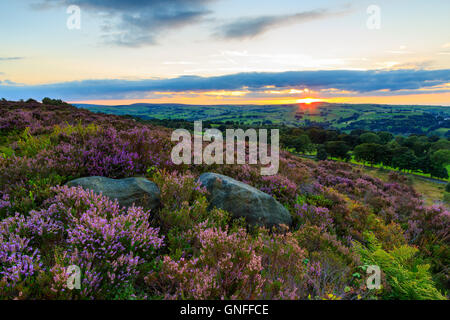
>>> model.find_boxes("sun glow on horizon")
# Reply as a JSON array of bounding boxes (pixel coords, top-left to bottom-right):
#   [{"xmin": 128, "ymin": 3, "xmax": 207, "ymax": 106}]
[
  {"xmin": 69, "ymin": 91, "xmax": 450, "ymax": 107},
  {"xmin": 296, "ymin": 97, "xmax": 324, "ymax": 104}
]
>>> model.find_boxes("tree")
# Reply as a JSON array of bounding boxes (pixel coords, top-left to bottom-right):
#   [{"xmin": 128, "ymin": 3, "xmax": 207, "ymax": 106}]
[
  {"xmin": 392, "ymin": 149, "xmax": 418, "ymax": 172},
  {"xmin": 325, "ymin": 141, "xmax": 350, "ymax": 160},
  {"xmin": 325, "ymin": 130, "xmax": 340, "ymax": 142},
  {"xmin": 430, "ymin": 149, "xmax": 450, "ymax": 168},
  {"xmin": 360, "ymin": 132, "xmax": 381, "ymax": 144},
  {"xmin": 403, "ymin": 135, "xmax": 430, "ymax": 157},
  {"xmin": 354, "ymin": 143, "xmax": 384, "ymax": 166},
  {"xmin": 308, "ymin": 128, "xmax": 327, "ymax": 144},
  {"xmin": 416, "ymin": 154, "xmax": 432, "ymax": 175},
  {"xmin": 379, "ymin": 144, "xmax": 394, "ymax": 166},
  {"xmin": 42, "ymin": 97, "xmax": 66, "ymax": 105},
  {"xmin": 446, "ymin": 182, "xmax": 450, "ymax": 193},
  {"xmin": 429, "ymin": 165, "xmax": 449, "ymax": 179},
  {"xmin": 350, "ymin": 129, "xmax": 366, "ymax": 136},
  {"xmin": 292, "ymin": 134, "xmax": 313, "ymax": 154},
  {"xmin": 340, "ymin": 133, "xmax": 359, "ymax": 148},
  {"xmin": 377, "ymin": 131, "xmax": 394, "ymax": 144},
  {"xmin": 428, "ymin": 135, "xmax": 440, "ymax": 143},
  {"xmin": 316, "ymin": 145, "xmax": 328, "ymax": 160},
  {"xmin": 430, "ymin": 139, "xmax": 450, "ymax": 152}
]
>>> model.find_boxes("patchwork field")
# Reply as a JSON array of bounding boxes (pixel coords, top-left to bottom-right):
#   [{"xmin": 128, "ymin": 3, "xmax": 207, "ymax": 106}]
[{"xmin": 76, "ymin": 102, "xmax": 450, "ymax": 136}]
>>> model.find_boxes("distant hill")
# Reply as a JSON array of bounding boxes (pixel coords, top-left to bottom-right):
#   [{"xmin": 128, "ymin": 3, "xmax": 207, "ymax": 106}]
[{"xmin": 75, "ymin": 102, "xmax": 450, "ymax": 137}]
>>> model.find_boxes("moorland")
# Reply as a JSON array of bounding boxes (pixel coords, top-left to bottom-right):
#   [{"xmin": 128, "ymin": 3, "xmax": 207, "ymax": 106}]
[{"xmin": 0, "ymin": 98, "xmax": 448, "ymax": 300}]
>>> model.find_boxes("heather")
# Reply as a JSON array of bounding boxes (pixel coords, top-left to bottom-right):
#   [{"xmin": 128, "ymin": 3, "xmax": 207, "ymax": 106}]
[{"xmin": 0, "ymin": 100, "xmax": 448, "ymax": 300}]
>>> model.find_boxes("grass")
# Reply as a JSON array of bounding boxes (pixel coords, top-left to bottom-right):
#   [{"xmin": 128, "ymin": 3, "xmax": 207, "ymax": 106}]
[{"xmin": 339, "ymin": 154, "xmax": 450, "ymax": 183}]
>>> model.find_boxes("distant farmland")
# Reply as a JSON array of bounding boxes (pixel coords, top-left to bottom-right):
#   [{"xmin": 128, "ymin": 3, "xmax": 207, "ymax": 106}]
[{"xmin": 76, "ymin": 102, "xmax": 450, "ymax": 137}]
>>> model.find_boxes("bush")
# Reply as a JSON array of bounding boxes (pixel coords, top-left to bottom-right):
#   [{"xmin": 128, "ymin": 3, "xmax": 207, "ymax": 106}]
[
  {"xmin": 356, "ymin": 232, "xmax": 445, "ymax": 300},
  {"xmin": 0, "ymin": 186, "xmax": 164, "ymax": 299},
  {"xmin": 147, "ymin": 224, "xmax": 265, "ymax": 299},
  {"xmin": 42, "ymin": 98, "xmax": 67, "ymax": 106}
]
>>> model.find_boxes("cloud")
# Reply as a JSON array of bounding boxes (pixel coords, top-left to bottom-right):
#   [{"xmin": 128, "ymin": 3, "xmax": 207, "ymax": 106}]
[
  {"xmin": 1, "ymin": 69, "xmax": 449, "ymax": 101},
  {"xmin": 0, "ymin": 57, "xmax": 25, "ymax": 61},
  {"xmin": 0, "ymin": 80, "xmax": 21, "ymax": 87},
  {"xmin": 33, "ymin": 0, "xmax": 214, "ymax": 46},
  {"xmin": 214, "ymin": 7, "xmax": 350, "ymax": 39}
]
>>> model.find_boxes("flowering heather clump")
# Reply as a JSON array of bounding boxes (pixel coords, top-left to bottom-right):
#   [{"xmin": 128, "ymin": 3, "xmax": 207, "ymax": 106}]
[
  {"xmin": 0, "ymin": 104, "xmax": 173, "ymax": 215},
  {"xmin": 47, "ymin": 186, "xmax": 164, "ymax": 296},
  {"xmin": 406, "ymin": 204, "xmax": 450, "ymax": 288},
  {"xmin": 0, "ymin": 234, "xmax": 42, "ymax": 288},
  {"xmin": 258, "ymin": 229, "xmax": 308, "ymax": 299},
  {"xmin": 407, "ymin": 205, "xmax": 449, "ymax": 245},
  {"xmin": 149, "ymin": 169, "xmax": 231, "ymax": 239},
  {"xmin": 0, "ymin": 100, "xmax": 135, "ymax": 135},
  {"xmin": 32, "ymin": 125, "xmax": 173, "ymax": 179},
  {"xmin": 151, "ymin": 169, "xmax": 207, "ymax": 211},
  {"xmin": 0, "ymin": 193, "xmax": 11, "ymax": 209},
  {"xmin": 259, "ymin": 174, "xmax": 297, "ymax": 204},
  {"xmin": 148, "ymin": 223, "xmax": 265, "ymax": 300},
  {"xmin": 216, "ymin": 164, "xmax": 262, "ymax": 185},
  {"xmin": 150, "ymin": 223, "xmax": 366, "ymax": 300},
  {"xmin": 294, "ymin": 203, "xmax": 334, "ymax": 232},
  {"xmin": 0, "ymin": 186, "xmax": 164, "ymax": 299}
]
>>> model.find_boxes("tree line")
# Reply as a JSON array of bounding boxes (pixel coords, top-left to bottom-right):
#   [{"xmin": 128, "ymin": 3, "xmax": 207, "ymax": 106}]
[
  {"xmin": 135, "ymin": 117, "xmax": 450, "ymax": 180},
  {"xmin": 282, "ymin": 127, "xmax": 450, "ymax": 179}
]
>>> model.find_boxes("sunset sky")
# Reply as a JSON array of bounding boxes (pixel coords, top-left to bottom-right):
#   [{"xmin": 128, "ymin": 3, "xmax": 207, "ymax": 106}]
[{"xmin": 1, "ymin": 0, "xmax": 450, "ymax": 105}]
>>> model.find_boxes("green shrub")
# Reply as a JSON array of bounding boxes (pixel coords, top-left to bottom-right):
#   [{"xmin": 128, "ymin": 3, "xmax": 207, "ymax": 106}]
[
  {"xmin": 42, "ymin": 97, "xmax": 67, "ymax": 105},
  {"xmin": 1, "ymin": 173, "xmax": 66, "ymax": 218},
  {"xmin": 16, "ymin": 128, "xmax": 52, "ymax": 157},
  {"xmin": 149, "ymin": 169, "xmax": 230, "ymax": 255},
  {"xmin": 0, "ymin": 145, "xmax": 13, "ymax": 157},
  {"xmin": 356, "ymin": 232, "xmax": 445, "ymax": 300},
  {"xmin": 16, "ymin": 124, "xmax": 99, "ymax": 157},
  {"xmin": 296, "ymin": 193, "xmax": 334, "ymax": 208}
]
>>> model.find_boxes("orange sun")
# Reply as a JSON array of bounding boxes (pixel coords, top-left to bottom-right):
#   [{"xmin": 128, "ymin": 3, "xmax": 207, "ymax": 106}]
[{"xmin": 296, "ymin": 97, "xmax": 323, "ymax": 104}]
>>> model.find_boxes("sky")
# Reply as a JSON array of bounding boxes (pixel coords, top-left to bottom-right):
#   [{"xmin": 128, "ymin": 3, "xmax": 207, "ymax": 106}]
[{"xmin": 0, "ymin": 0, "xmax": 450, "ymax": 105}]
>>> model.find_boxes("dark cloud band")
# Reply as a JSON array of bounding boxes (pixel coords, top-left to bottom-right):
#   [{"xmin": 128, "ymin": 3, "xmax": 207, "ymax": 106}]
[
  {"xmin": 216, "ymin": 9, "xmax": 330, "ymax": 39},
  {"xmin": 1, "ymin": 69, "xmax": 450, "ymax": 100}
]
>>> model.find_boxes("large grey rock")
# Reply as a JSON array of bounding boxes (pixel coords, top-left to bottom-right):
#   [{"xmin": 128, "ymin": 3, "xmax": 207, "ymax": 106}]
[
  {"xmin": 199, "ymin": 172, "xmax": 292, "ymax": 228},
  {"xmin": 66, "ymin": 176, "xmax": 160, "ymax": 210}
]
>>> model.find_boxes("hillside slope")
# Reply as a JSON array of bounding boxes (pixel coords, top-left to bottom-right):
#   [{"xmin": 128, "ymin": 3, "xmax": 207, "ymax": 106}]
[{"xmin": 0, "ymin": 100, "xmax": 448, "ymax": 300}]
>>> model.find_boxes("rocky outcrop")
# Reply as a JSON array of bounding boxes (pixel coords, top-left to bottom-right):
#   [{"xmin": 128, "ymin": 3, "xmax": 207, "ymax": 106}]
[
  {"xmin": 66, "ymin": 176, "xmax": 160, "ymax": 210},
  {"xmin": 199, "ymin": 172, "xmax": 292, "ymax": 228}
]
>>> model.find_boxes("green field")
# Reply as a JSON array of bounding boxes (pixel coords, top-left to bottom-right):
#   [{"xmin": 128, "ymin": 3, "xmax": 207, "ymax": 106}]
[
  {"xmin": 77, "ymin": 103, "xmax": 300, "ymax": 126},
  {"xmin": 77, "ymin": 102, "xmax": 450, "ymax": 137}
]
